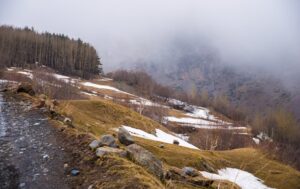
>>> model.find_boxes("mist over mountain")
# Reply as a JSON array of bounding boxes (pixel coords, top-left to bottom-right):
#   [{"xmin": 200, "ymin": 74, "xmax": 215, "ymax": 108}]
[
  {"xmin": 1, "ymin": 0, "xmax": 299, "ymax": 76},
  {"xmin": 1, "ymin": 0, "xmax": 300, "ymax": 116}
]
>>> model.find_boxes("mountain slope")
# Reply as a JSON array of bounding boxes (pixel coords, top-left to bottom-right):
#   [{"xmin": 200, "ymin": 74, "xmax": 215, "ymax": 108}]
[
  {"xmin": 1, "ymin": 68, "xmax": 300, "ymax": 189},
  {"xmin": 143, "ymin": 59, "xmax": 293, "ymax": 118}
]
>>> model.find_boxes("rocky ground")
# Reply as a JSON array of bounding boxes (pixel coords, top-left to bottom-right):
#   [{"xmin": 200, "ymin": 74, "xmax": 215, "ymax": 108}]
[{"xmin": 0, "ymin": 92, "xmax": 70, "ymax": 189}]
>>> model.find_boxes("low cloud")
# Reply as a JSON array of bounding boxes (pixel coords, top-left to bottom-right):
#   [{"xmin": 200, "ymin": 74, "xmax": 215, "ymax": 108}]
[{"xmin": 1, "ymin": 0, "xmax": 299, "ymax": 79}]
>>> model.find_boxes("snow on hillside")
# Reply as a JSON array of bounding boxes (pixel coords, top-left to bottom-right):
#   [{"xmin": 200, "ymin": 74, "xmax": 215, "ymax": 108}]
[
  {"xmin": 164, "ymin": 115, "xmax": 247, "ymax": 130},
  {"xmin": 120, "ymin": 125, "xmax": 199, "ymax": 150},
  {"xmin": 164, "ymin": 116, "xmax": 216, "ymax": 126},
  {"xmin": 186, "ymin": 107, "xmax": 222, "ymax": 122},
  {"xmin": 164, "ymin": 98, "xmax": 248, "ymax": 131},
  {"xmin": 80, "ymin": 91, "xmax": 97, "ymax": 96},
  {"xmin": 17, "ymin": 71, "xmax": 33, "ymax": 79},
  {"xmin": 9, "ymin": 68, "xmax": 248, "ymax": 132},
  {"xmin": 81, "ymin": 82, "xmax": 134, "ymax": 96},
  {"xmin": 201, "ymin": 168, "xmax": 274, "ymax": 189},
  {"xmin": 97, "ymin": 77, "xmax": 113, "ymax": 82}
]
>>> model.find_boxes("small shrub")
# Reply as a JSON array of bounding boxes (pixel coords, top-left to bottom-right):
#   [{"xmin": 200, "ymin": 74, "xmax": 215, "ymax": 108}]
[{"xmin": 32, "ymin": 67, "xmax": 85, "ymax": 100}]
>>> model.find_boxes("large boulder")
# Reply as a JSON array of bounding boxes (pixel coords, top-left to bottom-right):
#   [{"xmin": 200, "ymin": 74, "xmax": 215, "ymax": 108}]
[
  {"xmin": 96, "ymin": 147, "xmax": 127, "ymax": 158},
  {"xmin": 89, "ymin": 140, "xmax": 100, "ymax": 150},
  {"xmin": 182, "ymin": 167, "xmax": 200, "ymax": 177},
  {"xmin": 17, "ymin": 82, "xmax": 35, "ymax": 96},
  {"xmin": 99, "ymin": 135, "xmax": 117, "ymax": 147},
  {"xmin": 126, "ymin": 144, "xmax": 163, "ymax": 179},
  {"xmin": 118, "ymin": 127, "xmax": 134, "ymax": 146}
]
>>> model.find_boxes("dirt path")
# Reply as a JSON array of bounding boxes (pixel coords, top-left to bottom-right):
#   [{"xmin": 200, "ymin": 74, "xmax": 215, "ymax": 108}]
[{"xmin": 0, "ymin": 93, "xmax": 70, "ymax": 189}]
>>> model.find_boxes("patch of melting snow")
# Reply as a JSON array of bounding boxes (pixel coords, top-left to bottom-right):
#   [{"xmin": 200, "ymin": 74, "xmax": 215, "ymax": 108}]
[
  {"xmin": 252, "ymin": 137, "xmax": 260, "ymax": 144},
  {"xmin": 164, "ymin": 116, "xmax": 247, "ymax": 130},
  {"xmin": 186, "ymin": 107, "xmax": 212, "ymax": 119},
  {"xmin": 257, "ymin": 132, "xmax": 273, "ymax": 142},
  {"xmin": 53, "ymin": 73, "xmax": 78, "ymax": 83},
  {"xmin": 164, "ymin": 116, "xmax": 217, "ymax": 125},
  {"xmin": 104, "ymin": 95, "xmax": 113, "ymax": 99},
  {"xmin": 97, "ymin": 77, "xmax": 113, "ymax": 81},
  {"xmin": 81, "ymin": 91, "xmax": 97, "ymax": 96},
  {"xmin": 129, "ymin": 98, "xmax": 165, "ymax": 107},
  {"xmin": 81, "ymin": 82, "xmax": 134, "ymax": 96},
  {"xmin": 17, "ymin": 71, "xmax": 33, "ymax": 79},
  {"xmin": 174, "ymin": 133, "xmax": 190, "ymax": 142},
  {"xmin": 121, "ymin": 125, "xmax": 199, "ymax": 150},
  {"xmin": 168, "ymin": 98, "xmax": 185, "ymax": 106},
  {"xmin": 53, "ymin": 74, "xmax": 69, "ymax": 80},
  {"xmin": 200, "ymin": 168, "xmax": 274, "ymax": 189}
]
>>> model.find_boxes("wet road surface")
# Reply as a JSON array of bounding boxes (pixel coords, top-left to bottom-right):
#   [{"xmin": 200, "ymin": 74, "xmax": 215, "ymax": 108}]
[{"xmin": 0, "ymin": 93, "xmax": 69, "ymax": 189}]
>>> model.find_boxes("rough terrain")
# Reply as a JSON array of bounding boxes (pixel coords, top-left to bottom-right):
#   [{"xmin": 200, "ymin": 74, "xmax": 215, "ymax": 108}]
[{"xmin": 0, "ymin": 93, "xmax": 70, "ymax": 189}]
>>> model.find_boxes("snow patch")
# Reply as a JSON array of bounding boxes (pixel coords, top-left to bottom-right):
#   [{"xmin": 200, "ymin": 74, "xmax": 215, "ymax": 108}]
[
  {"xmin": 104, "ymin": 95, "xmax": 113, "ymax": 99},
  {"xmin": 186, "ymin": 107, "xmax": 211, "ymax": 119},
  {"xmin": 164, "ymin": 116, "xmax": 246, "ymax": 130},
  {"xmin": 81, "ymin": 91, "xmax": 97, "ymax": 96},
  {"xmin": 121, "ymin": 126, "xmax": 199, "ymax": 150},
  {"xmin": 81, "ymin": 82, "xmax": 133, "ymax": 96},
  {"xmin": 17, "ymin": 71, "xmax": 33, "ymax": 79},
  {"xmin": 252, "ymin": 137, "xmax": 260, "ymax": 144},
  {"xmin": 174, "ymin": 133, "xmax": 190, "ymax": 142},
  {"xmin": 129, "ymin": 98, "xmax": 166, "ymax": 107},
  {"xmin": 168, "ymin": 98, "xmax": 185, "ymax": 106},
  {"xmin": 165, "ymin": 116, "xmax": 216, "ymax": 125},
  {"xmin": 257, "ymin": 132, "xmax": 273, "ymax": 142},
  {"xmin": 53, "ymin": 74, "xmax": 69, "ymax": 80},
  {"xmin": 201, "ymin": 168, "xmax": 274, "ymax": 189},
  {"xmin": 97, "ymin": 77, "xmax": 113, "ymax": 81}
]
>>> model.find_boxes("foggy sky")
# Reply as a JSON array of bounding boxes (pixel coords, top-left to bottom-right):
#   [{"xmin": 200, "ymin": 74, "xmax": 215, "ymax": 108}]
[{"xmin": 0, "ymin": 0, "xmax": 299, "ymax": 77}]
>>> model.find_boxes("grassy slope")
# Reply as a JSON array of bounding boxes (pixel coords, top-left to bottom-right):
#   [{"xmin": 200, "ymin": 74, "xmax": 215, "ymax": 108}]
[
  {"xmin": 58, "ymin": 99, "xmax": 167, "ymax": 137},
  {"xmin": 58, "ymin": 99, "xmax": 300, "ymax": 189},
  {"xmin": 138, "ymin": 139, "xmax": 300, "ymax": 189}
]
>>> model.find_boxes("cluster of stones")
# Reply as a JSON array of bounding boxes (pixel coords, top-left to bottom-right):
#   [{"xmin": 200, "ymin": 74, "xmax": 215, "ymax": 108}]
[{"xmin": 89, "ymin": 127, "xmax": 215, "ymax": 187}]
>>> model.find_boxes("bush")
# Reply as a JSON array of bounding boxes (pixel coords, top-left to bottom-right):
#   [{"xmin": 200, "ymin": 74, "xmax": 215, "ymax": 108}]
[
  {"xmin": 32, "ymin": 67, "xmax": 85, "ymax": 100},
  {"xmin": 109, "ymin": 70, "xmax": 173, "ymax": 98}
]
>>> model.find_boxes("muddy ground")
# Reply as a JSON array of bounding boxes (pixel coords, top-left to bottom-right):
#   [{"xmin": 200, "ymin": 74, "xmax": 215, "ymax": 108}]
[{"xmin": 0, "ymin": 92, "xmax": 74, "ymax": 188}]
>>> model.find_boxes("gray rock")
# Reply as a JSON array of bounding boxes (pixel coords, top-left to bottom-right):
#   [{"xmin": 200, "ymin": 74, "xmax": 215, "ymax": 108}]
[
  {"xmin": 173, "ymin": 140, "xmax": 179, "ymax": 145},
  {"xmin": 19, "ymin": 183, "xmax": 26, "ymax": 188},
  {"xmin": 99, "ymin": 134, "xmax": 116, "ymax": 147},
  {"xmin": 96, "ymin": 147, "xmax": 127, "ymax": 158},
  {"xmin": 17, "ymin": 82, "xmax": 35, "ymax": 96},
  {"xmin": 159, "ymin": 144, "xmax": 165, "ymax": 148},
  {"xmin": 182, "ymin": 167, "xmax": 199, "ymax": 177},
  {"xmin": 71, "ymin": 169, "xmax": 80, "ymax": 176},
  {"xmin": 118, "ymin": 127, "xmax": 134, "ymax": 146},
  {"xmin": 126, "ymin": 144, "xmax": 163, "ymax": 179},
  {"xmin": 89, "ymin": 140, "xmax": 100, "ymax": 150}
]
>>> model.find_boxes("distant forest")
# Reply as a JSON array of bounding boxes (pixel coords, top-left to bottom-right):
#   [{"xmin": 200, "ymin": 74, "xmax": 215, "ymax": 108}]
[{"xmin": 0, "ymin": 25, "xmax": 102, "ymax": 78}]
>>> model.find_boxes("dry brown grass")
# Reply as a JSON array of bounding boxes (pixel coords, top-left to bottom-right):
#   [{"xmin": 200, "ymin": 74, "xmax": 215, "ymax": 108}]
[
  {"xmin": 52, "ymin": 92, "xmax": 300, "ymax": 189},
  {"xmin": 56, "ymin": 99, "xmax": 168, "ymax": 137}
]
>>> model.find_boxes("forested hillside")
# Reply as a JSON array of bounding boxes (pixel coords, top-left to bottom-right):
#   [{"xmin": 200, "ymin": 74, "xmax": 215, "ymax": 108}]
[{"xmin": 0, "ymin": 26, "xmax": 101, "ymax": 78}]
